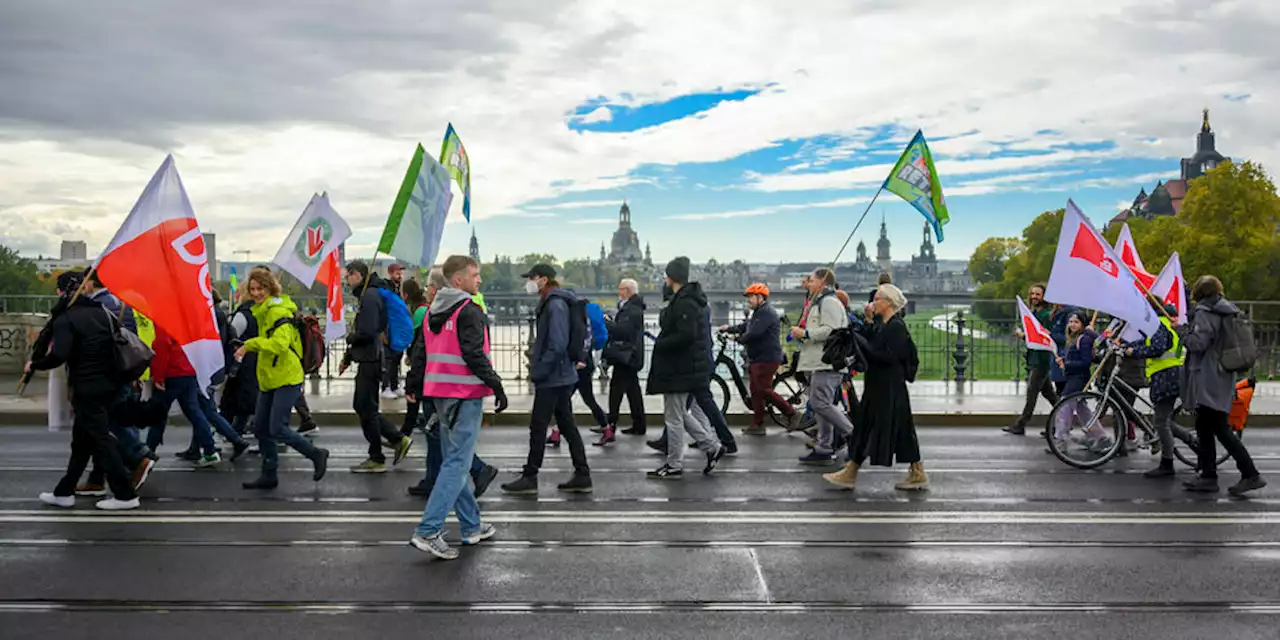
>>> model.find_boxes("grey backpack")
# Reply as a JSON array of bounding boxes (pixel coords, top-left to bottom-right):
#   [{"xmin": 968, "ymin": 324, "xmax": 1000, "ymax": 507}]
[{"xmin": 1217, "ymin": 310, "xmax": 1257, "ymax": 374}]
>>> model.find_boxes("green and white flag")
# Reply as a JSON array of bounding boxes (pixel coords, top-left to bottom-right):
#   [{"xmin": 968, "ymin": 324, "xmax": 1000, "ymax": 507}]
[
  {"xmin": 271, "ymin": 192, "xmax": 352, "ymax": 288},
  {"xmin": 883, "ymin": 130, "xmax": 950, "ymax": 242},
  {"xmin": 378, "ymin": 144, "xmax": 453, "ymax": 267},
  {"xmin": 439, "ymin": 123, "xmax": 471, "ymax": 222}
]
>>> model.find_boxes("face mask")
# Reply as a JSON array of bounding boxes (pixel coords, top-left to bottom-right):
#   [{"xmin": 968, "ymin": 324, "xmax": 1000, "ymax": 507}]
[{"xmin": 525, "ymin": 280, "xmax": 540, "ymax": 295}]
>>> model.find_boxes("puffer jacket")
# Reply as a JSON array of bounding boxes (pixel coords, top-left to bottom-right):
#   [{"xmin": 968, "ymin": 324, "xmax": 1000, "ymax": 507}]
[
  {"xmin": 1180, "ymin": 295, "xmax": 1240, "ymax": 414},
  {"xmin": 647, "ymin": 282, "xmax": 711, "ymax": 394},
  {"xmin": 795, "ymin": 289, "xmax": 849, "ymax": 372},
  {"xmin": 243, "ymin": 295, "xmax": 305, "ymax": 391}
]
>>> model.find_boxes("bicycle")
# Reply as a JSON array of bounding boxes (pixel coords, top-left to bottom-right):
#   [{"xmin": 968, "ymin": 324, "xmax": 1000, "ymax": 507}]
[
  {"xmin": 709, "ymin": 331, "xmax": 815, "ymax": 431},
  {"xmin": 1045, "ymin": 342, "xmax": 1237, "ymax": 470}
]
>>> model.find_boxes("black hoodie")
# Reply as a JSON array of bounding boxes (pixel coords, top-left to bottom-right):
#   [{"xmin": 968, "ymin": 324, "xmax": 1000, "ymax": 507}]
[{"xmin": 412, "ymin": 287, "xmax": 504, "ymax": 395}]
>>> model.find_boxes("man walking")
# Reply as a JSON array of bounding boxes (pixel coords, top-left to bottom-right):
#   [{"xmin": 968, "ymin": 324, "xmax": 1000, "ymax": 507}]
[
  {"xmin": 340, "ymin": 260, "xmax": 412, "ymax": 473},
  {"xmin": 721, "ymin": 283, "xmax": 801, "ymax": 436},
  {"xmin": 500, "ymin": 264, "xmax": 592, "ymax": 494},
  {"xmin": 409, "ymin": 255, "xmax": 508, "ymax": 560},
  {"xmin": 601, "ymin": 278, "xmax": 647, "ymax": 439},
  {"xmin": 794, "ymin": 268, "xmax": 856, "ymax": 465},
  {"xmin": 382, "ymin": 263, "xmax": 406, "ymax": 399},
  {"xmin": 1005, "ymin": 283, "xmax": 1060, "ymax": 435}
]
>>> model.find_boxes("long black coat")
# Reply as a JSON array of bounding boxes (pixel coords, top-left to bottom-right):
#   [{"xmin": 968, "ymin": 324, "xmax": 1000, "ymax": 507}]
[
  {"xmin": 850, "ymin": 315, "xmax": 919, "ymax": 467},
  {"xmin": 646, "ymin": 283, "xmax": 710, "ymax": 395},
  {"xmin": 604, "ymin": 294, "xmax": 647, "ymax": 371},
  {"xmin": 220, "ymin": 301, "xmax": 260, "ymax": 418}
]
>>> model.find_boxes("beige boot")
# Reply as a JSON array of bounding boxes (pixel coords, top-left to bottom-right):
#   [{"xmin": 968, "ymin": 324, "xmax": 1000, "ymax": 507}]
[
  {"xmin": 822, "ymin": 462, "xmax": 860, "ymax": 488},
  {"xmin": 894, "ymin": 462, "xmax": 929, "ymax": 491}
]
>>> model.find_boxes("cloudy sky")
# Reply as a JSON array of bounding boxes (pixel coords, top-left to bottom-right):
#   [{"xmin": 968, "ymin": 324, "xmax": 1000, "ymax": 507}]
[{"xmin": 1, "ymin": 0, "xmax": 1276, "ymax": 266}]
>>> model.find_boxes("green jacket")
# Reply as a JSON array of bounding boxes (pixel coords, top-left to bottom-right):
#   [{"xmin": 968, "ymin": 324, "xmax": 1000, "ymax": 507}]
[
  {"xmin": 243, "ymin": 295, "xmax": 304, "ymax": 391},
  {"xmin": 1026, "ymin": 306, "xmax": 1053, "ymax": 371}
]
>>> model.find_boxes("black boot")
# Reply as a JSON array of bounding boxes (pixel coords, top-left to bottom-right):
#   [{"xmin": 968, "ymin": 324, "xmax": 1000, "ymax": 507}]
[
  {"xmin": 242, "ymin": 472, "xmax": 278, "ymax": 490},
  {"xmin": 500, "ymin": 474, "xmax": 539, "ymax": 495},
  {"xmin": 311, "ymin": 448, "xmax": 330, "ymax": 482},
  {"xmin": 1143, "ymin": 458, "xmax": 1176, "ymax": 478}
]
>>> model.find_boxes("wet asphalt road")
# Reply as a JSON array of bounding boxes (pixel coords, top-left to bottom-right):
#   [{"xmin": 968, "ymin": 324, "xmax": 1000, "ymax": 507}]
[{"xmin": 2, "ymin": 425, "xmax": 1280, "ymax": 639}]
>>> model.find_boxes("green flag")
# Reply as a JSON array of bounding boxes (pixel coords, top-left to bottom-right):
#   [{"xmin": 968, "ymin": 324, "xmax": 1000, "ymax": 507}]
[
  {"xmin": 439, "ymin": 123, "xmax": 471, "ymax": 222},
  {"xmin": 883, "ymin": 130, "xmax": 949, "ymax": 242},
  {"xmin": 378, "ymin": 144, "xmax": 453, "ymax": 267}
]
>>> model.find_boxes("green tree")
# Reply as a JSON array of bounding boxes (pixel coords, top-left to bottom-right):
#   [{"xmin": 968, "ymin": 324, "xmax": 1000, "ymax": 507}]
[
  {"xmin": 0, "ymin": 245, "xmax": 53, "ymax": 296},
  {"xmin": 967, "ymin": 237, "xmax": 1022, "ymax": 285},
  {"xmin": 561, "ymin": 258, "xmax": 599, "ymax": 289},
  {"xmin": 972, "ymin": 208, "xmax": 1064, "ymax": 300},
  {"xmin": 516, "ymin": 254, "xmax": 560, "ymax": 272},
  {"xmin": 481, "ymin": 255, "xmax": 518, "ymax": 292}
]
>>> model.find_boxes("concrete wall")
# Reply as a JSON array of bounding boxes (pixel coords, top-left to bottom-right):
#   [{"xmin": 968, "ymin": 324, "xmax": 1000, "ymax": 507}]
[{"xmin": 0, "ymin": 314, "xmax": 48, "ymax": 374}]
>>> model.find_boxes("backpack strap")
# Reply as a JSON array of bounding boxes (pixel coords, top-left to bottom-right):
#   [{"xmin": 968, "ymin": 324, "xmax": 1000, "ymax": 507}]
[{"xmin": 266, "ymin": 316, "xmax": 303, "ymax": 361}]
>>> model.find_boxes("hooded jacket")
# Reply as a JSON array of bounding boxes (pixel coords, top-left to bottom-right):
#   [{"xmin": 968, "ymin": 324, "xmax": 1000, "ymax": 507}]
[
  {"xmin": 411, "ymin": 287, "xmax": 504, "ymax": 396},
  {"xmin": 530, "ymin": 287, "xmax": 579, "ymax": 388},
  {"xmin": 1180, "ymin": 295, "xmax": 1240, "ymax": 414},
  {"xmin": 346, "ymin": 272, "xmax": 391, "ymax": 364},
  {"xmin": 646, "ymin": 281, "xmax": 711, "ymax": 394},
  {"xmin": 243, "ymin": 295, "xmax": 305, "ymax": 391},
  {"xmin": 728, "ymin": 300, "xmax": 783, "ymax": 365},
  {"xmin": 30, "ymin": 295, "xmax": 120, "ymax": 396}
]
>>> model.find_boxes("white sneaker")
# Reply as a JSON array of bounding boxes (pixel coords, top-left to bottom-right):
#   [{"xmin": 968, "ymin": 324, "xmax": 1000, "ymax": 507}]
[
  {"xmin": 461, "ymin": 523, "xmax": 497, "ymax": 546},
  {"xmin": 95, "ymin": 497, "xmax": 141, "ymax": 511},
  {"xmin": 394, "ymin": 389, "xmax": 405, "ymax": 399},
  {"xmin": 39, "ymin": 492, "xmax": 74, "ymax": 508},
  {"xmin": 380, "ymin": 389, "xmax": 398, "ymax": 400}
]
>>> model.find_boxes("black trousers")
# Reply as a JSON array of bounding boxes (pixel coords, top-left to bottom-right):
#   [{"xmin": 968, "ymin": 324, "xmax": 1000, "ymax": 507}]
[
  {"xmin": 55, "ymin": 387, "xmax": 136, "ymax": 500},
  {"xmin": 576, "ymin": 367, "xmax": 608, "ymax": 428},
  {"xmin": 1014, "ymin": 367, "xmax": 1059, "ymax": 429},
  {"xmin": 354, "ymin": 362, "xmax": 402, "ymax": 463},
  {"xmin": 607, "ymin": 365, "xmax": 646, "ymax": 432},
  {"xmin": 523, "ymin": 384, "xmax": 589, "ymax": 478},
  {"xmin": 294, "ymin": 393, "xmax": 315, "ymax": 428},
  {"xmin": 1196, "ymin": 406, "xmax": 1258, "ymax": 479},
  {"xmin": 381, "ymin": 350, "xmax": 402, "ymax": 391}
]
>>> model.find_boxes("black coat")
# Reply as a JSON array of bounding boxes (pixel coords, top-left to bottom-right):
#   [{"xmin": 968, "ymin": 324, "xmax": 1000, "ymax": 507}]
[
  {"xmin": 646, "ymin": 283, "xmax": 711, "ymax": 394},
  {"xmin": 346, "ymin": 273, "xmax": 390, "ymax": 363},
  {"xmin": 30, "ymin": 296, "xmax": 121, "ymax": 397},
  {"xmin": 220, "ymin": 301, "xmax": 260, "ymax": 418},
  {"xmin": 604, "ymin": 294, "xmax": 647, "ymax": 371},
  {"xmin": 850, "ymin": 315, "xmax": 919, "ymax": 467}
]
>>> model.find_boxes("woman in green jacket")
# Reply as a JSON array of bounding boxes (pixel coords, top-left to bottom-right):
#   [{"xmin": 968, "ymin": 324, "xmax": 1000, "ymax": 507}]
[{"xmin": 234, "ymin": 267, "xmax": 330, "ymax": 489}]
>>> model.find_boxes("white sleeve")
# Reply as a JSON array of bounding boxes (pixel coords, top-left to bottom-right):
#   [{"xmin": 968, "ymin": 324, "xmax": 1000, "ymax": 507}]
[{"xmin": 230, "ymin": 313, "xmax": 248, "ymax": 339}]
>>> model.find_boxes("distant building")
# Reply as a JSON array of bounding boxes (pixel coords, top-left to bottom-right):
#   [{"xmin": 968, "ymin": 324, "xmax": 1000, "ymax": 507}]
[
  {"xmin": 1111, "ymin": 110, "xmax": 1232, "ymax": 228},
  {"xmin": 60, "ymin": 240, "xmax": 87, "ymax": 261},
  {"xmin": 202, "ymin": 233, "xmax": 218, "ymax": 285},
  {"xmin": 469, "ymin": 228, "xmax": 481, "ymax": 263},
  {"xmin": 606, "ymin": 202, "xmax": 647, "ymax": 269},
  {"xmin": 876, "ymin": 214, "xmax": 893, "ymax": 276}
]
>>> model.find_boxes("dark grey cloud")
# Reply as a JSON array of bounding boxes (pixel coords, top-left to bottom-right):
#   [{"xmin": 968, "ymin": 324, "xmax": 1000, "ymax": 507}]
[{"xmin": 0, "ymin": 0, "xmax": 566, "ymax": 146}]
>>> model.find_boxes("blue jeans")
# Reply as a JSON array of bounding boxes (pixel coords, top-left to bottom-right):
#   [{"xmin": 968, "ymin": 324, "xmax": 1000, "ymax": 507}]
[
  {"xmin": 419, "ymin": 399, "xmax": 488, "ymax": 485},
  {"xmin": 255, "ymin": 384, "xmax": 319, "ymax": 473},
  {"xmin": 415, "ymin": 397, "xmax": 483, "ymax": 538},
  {"xmin": 147, "ymin": 376, "xmax": 217, "ymax": 455}
]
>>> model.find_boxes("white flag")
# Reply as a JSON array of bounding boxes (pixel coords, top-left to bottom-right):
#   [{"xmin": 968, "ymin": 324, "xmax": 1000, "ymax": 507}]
[
  {"xmin": 1044, "ymin": 200, "xmax": 1159, "ymax": 337},
  {"xmin": 271, "ymin": 193, "xmax": 353, "ymax": 288},
  {"xmin": 1150, "ymin": 252, "xmax": 1188, "ymax": 326},
  {"xmin": 1016, "ymin": 296, "xmax": 1057, "ymax": 352},
  {"xmin": 1113, "ymin": 222, "xmax": 1156, "ymax": 290},
  {"xmin": 378, "ymin": 145, "xmax": 453, "ymax": 268}
]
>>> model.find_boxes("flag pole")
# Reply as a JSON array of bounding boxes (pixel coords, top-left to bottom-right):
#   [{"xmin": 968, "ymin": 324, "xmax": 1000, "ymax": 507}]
[
  {"xmin": 829, "ymin": 186, "xmax": 885, "ymax": 268},
  {"xmin": 17, "ymin": 265, "xmax": 97, "ymax": 395}
]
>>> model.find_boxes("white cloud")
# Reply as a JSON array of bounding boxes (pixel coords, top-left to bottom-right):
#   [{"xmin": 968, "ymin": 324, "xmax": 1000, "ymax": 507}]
[
  {"xmin": 665, "ymin": 195, "xmax": 871, "ymax": 220},
  {"xmin": 574, "ymin": 106, "xmax": 613, "ymax": 124}
]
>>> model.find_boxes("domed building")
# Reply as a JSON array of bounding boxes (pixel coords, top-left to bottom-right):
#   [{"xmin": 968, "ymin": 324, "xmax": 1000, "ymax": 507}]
[{"xmin": 606, "ymin": 201, "xmax": 647, "ymax": 269}]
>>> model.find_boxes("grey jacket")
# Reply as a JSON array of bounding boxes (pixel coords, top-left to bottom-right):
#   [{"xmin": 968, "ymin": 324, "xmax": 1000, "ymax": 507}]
[
  {"xmin": 795, "ymin": 289, "xmax": 849, "ymax": 373},
  {"xmin": 1179, "ymin": 295, "xmax": 1239, "ymax": 414}
]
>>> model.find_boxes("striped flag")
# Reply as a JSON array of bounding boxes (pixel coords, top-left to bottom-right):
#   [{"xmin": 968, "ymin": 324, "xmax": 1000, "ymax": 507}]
[{"xmin": 377, "ymin": 144, "xmax": 453, "ymax": 267}]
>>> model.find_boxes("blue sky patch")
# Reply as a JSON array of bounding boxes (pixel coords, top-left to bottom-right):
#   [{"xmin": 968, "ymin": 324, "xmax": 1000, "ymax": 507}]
[{"xmin": 568, "ymin": 88, "xmax": 763, "ymax": 132}]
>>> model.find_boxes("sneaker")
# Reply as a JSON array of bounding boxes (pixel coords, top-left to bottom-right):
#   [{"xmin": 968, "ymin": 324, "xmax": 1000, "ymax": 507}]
[
  {"xmin": 546, "ymin": 429, "xmax": 562, "ymax": 448},
  {"xmin": 704, "ymin": 446, "xmax": 726, "ymax": 475},
  {"xmin": 473, "ymin": 465, "xmax": 500, "ymax": 498},
  {"xmin": 408, "ymin": 479, "xmax": 434, "ymax": 497},
  {"xmin": 175, "ymin": 449, "xmax": 201, "ymax": 462},
  {"xmin": 647, "ymin": 465, "xmax": 683, "ymax": 480},
  {"xmin": 1143, "ymin": 460, "xmax": 1176, "ymax": 478},
  {"xmin": 621, "ymin": 426, "xmax": 646, "ymax": 436},
  {"xmin": 248, "ymin": 445, "xmax": 261, "ymax": 455},
  {"xmin": 1001, "ymin": 425, "xmax": 1026, "ymax": 436},
  {"xmin": 380, "ymin": 389, "xmax": 398, "ymax": 400},
  {"xmin": 75, "ymin": 483, "xmax": 108, "ymax": 497},
  {"xmin": 230, "ymin": 440, "xmax": 250, "ymax": 462},
  {"xmin": 350, "ymin": 459, "xmax": 388, "ymax": 474},
  {"xmin": 741, "ymin": 425, "xmax": 767, "ymax": 436},
  {"xmin": 298, "ymin": 423, "xmax": 320, "ymax": 437},
  {"xmin": 409, "ymin": 533, "xmax": 458, "ymax": 560},
  {"xmin": 646, "ymin": 438, "xmax": 667, "ymax": 455},
  {"xmin": 785, "ymin": 411, "xmax": 804, "ymax": 432},
  {"xmin": 1182, "ymin": 476, "xmax": 1220, "ymax": 493},
  {"xmin": 1228, "ymin": 475, "xmax": 1267, "ymax": 497},
  {"xmin": 394, "ymin": 388, "xmax": 405, "ymax": 399},
  {"xmin": 593, "ymin": 426, "xmax": 616, "ymax": 447},
  {"xmin": 195, "ymin": 452, "xmax": 221, "ymax": 468},
  {"xmin": 799, "ymin": 450, "xmax": 836, "ymax": 466},
  {"xmin": 132, "ymin": 458, "xmax": 156, "ymax": 491},
  {"xmin": 312, "ymin": 448, "xmax": 330, "ymax": 482},
  {"xmin": 393, "ymin": 437, "xmax": 414, "ymax": 466},
  {"xmin": 461, "ymin": 523, "xmax": 498, "ymax": 546},
  {"xmin": 500, "ymin": 475, "xmax": 538, "ymax": 495},
  {"xmin": 95, "ymin": 497, "xmax": 140, "ymax": 511},
  {"xmin": 722, "ymin": 442, "xmax": 738, "ymax": 457},
  {"xmin": 241, "ymin": 475, "xmax": 279, "ymax": 490},
  {"xmin": 39, "ymin": 492, "xmax": 74, "ymax": 508},
  {"xmin": 557, "ymin": 474, "xmax": 593, "ymax": 493}
]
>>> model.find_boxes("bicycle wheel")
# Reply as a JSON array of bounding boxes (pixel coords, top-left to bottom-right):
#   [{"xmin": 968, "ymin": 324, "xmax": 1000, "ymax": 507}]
[
  {"xmin": 1172, "ymin": 405, "xmax": 1236, "ymax": 468},
  {"xmin": 709, "ymin": 373, "xmax": 731, "ymax": 418},
  {"xmin": 1045, "ymin": 391, "xmax": 1125, "ymax": 469},
  {"xmin": 766, "ymin": 374, "xmax": 803, "ymax": 429}
]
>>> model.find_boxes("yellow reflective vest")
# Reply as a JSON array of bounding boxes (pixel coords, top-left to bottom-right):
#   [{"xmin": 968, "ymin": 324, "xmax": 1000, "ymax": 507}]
[{"xmin": 1145, "ymin": 317, "xmax": 1184, "ymax": 378}]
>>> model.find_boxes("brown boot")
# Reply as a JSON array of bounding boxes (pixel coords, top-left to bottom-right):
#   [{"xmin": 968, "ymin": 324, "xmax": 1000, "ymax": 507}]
[
  {"xmin": 894, "ymin": 462, "xmax": 929, "ymax": 491},
  {"xmin": 822, "ymin": 462, "xmax": 860, "ymax": 488}
]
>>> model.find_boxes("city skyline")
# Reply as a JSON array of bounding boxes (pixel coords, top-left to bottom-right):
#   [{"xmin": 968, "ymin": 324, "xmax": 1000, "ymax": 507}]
[{"xmin": 1, "ymin": 2, "xmax": 1276, "ymax": 266}]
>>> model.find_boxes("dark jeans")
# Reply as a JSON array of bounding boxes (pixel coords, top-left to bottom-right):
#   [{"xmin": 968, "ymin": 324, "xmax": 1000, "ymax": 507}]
[
  {"xmin": 576, "ymin": 367, "xmax": 608, "ymax": 428},
  {"xmin": 146, "ymin": 376, "xmax": 217, "ymax": 455},
  {"xmin": 1196, "ymin": 406, "xmax": 1258, "ymax": 480},
  {"xmin": 382, "ymin": 350, "xmax": 402, "ymax": 392},
  {"xmin": 748, "ymin": 361, "xmax": 793, "ymax": 427},
  {"xmin": 423, "ymin": 398, "xmax": 489, "ymax": 485},
  {"xmin": 606, "ymin": 365, "xmax": 646, "ymax": 431},
  {"xmin": 693, "ymin": 385, "xmax": 734, "ymax": 447},
  {"xmin": 1014, "ymin": 367, "xmax": 1059, "ymax": 429},
  {"xmin": 55, "ymin": 387, "xmax": 136, "ymax": 500},
  {"xmin": 524, "ymin": 384, "xmax": 589, "ymax": 477},
  {"xmin": 402, "ymin": 399, "xmax": 421, "ymax": 437},
  {"xmin": 354, "ymin": 362, "xmax": 403, "ymax": 463},
  {"xmin": 255, "ymin": 384, "xmax": 319, "ymax": 474}
]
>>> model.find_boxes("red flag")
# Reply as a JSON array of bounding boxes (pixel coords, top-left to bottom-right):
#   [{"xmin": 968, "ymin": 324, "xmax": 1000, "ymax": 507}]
[
  {"xmin": 1069, "ymin": 223, "xmax": 1120, "ymax": 278},
  {"xmin": 1017, "ymin": 296, "xmax": 1056, "ymax": 352},
  {"xmin": 1113, "ymin": 223, "xmax": 1156, "ymax": 290},
  {"xmin": 95, "ymin": 156, "xmax": 224, "ymax": 390},
  {"xmin": 1150, "ymin": 252, "xmax": 1188, "ymax": 326},
  {"xmin": 315, "ymin": 252, "xmax": 346, "ymax": 342}
]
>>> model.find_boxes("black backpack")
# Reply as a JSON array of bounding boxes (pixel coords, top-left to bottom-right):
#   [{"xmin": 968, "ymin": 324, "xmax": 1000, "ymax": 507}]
[
  {"xmin": 103, "ymin": 310, "xmax": 153, "ymax": 385},
  {"xmin": 904, "ymin": 329, "xmax": 920, "ymax": 383},
  {"xmin": 566, "ymin": 297, "xmax": 590, "ymax": 365}
]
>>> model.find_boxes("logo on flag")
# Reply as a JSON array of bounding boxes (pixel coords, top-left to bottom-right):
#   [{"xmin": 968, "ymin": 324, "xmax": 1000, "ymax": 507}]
[
  {"xmin": 1069, "ymin": 223, "xmax": 1120, "ymax": 278},
  {"xmin": 272, "ymin": 193, "xmax": 352, "ymax": 288},
  {"xmin": 296, "ymin": 217, "xmax": 334, "ymax": 266}
]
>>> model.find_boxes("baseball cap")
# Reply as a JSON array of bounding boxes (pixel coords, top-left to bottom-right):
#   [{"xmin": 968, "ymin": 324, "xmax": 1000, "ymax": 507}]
[
  {"xmin": 387, "ymin": 263, "xmax": 404, "ymax": 273},
  {"xmin": 520, "ymin": 264, "xmax": 557, "ymax": 279}
]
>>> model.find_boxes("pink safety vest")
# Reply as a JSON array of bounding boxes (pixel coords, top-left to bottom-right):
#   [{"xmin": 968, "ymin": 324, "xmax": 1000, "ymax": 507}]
[{"xmin": 422, "ymin": 301, "xmax": 494, "ymax": 399}]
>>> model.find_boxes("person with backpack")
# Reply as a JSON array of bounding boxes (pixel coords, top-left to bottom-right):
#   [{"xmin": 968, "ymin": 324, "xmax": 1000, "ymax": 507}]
[
  {"xmin": 500, "ymin": 264, "xmax": 592, "ymax": 494},
  {"xmin": 1123, "ymin": 301, "xmax": 1196, "ymax": 478},
  {"xmin": 148, "ymin": 321, "xmax": 250, "ymax": 467},
  {"xmin": 720, "ymin": 283, "xmax": 801, "ymax": 436},
  {"xmin": 381, "ymin": 263, "xmax": 407, "ymax": 399},
  {"xmin": 549, "ymin": 295, "xmax": 610, "ymax": 446},
  {"xmin": 1179, "ymin": 275, "xmax": 1264, "ymax": 496},
  {"xmin": 29, "ymin": 271, "xmax": 140, "ymax": 511},
  {"xmin": 824, "ymin": 284, "xmax": 926, "ymax": 491},
  {"xmin": 338, "ymin": 260, "xmax": 413, "ymax": 473},
  {"xmin": 235, "ymin": 267, "xmax": 331, "ymax": 490},
  {"xmin": 794, "ymin": 268, "xmax": 855, "ymax": 466},
  {"xmin": 400, "ymin": 278, "xmax": 430, "ymax": 437},
  {"xmin": 601, "ymin": 279, "xmax": 647, "ymax": 437}
]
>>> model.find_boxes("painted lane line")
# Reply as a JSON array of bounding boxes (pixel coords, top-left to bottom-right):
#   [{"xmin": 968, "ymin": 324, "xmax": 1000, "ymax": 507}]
[{"xmin": 5, "ymin": 538, "xmax": 1280, "ymax": 549}]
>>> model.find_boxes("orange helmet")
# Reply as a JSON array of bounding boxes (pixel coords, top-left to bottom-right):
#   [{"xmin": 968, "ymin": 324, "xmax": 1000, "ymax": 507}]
[{"xmin": 744, "ymin": 283, "xmax": 770, "ymax": 298}]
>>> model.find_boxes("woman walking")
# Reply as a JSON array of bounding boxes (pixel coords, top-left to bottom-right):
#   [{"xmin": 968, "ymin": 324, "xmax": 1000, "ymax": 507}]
[
  {"xmin": 235, "ymin": 267, "xmax": 330, "ymax": 489},
  {"xmin": 823, "ymin": 284, "xmax": 926, "ymax": 491}
]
